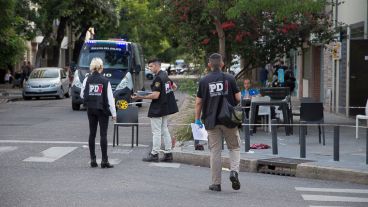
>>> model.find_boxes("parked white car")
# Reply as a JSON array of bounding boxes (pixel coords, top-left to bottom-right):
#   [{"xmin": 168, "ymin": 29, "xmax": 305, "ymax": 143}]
[{"xmin": 23, "ymin": 67, "xmax": 70, "ymax": 100}]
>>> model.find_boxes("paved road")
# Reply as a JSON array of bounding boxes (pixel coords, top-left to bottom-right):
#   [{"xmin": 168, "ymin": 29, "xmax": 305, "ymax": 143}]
[{"xmin": 1, "ymin": 96, "xmax": 368, "ymax": 207}]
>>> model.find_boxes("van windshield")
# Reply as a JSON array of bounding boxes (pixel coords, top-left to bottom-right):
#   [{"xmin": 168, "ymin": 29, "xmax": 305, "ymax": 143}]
[{"xmin": 78, "ymin": 46, "xmax": 129, "ymax": 69}]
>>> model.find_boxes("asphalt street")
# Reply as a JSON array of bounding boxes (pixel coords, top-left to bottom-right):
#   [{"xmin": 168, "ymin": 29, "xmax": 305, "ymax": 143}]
[{"xmin": 0, "ymin": 94, "xmax": 368, "ymax": 207}]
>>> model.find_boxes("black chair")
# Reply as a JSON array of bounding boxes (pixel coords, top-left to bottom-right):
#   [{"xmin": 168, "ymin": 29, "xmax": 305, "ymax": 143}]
[
  {"xmin": 299, "ymin": 102, "xmax": 325, "ymax": 145},
  {"xmin": 113, "ymin": 106, "xmax": 139, "ymax": 148}
]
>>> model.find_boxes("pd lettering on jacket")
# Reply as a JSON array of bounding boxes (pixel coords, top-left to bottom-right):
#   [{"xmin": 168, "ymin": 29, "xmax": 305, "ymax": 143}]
[
  {"xmin": 209, "ymin": 81, "xmax": 228, "ymax": 97},
  {"xmin": 89, "ymin": 84, "xmax": 103, "ymax": 96}
]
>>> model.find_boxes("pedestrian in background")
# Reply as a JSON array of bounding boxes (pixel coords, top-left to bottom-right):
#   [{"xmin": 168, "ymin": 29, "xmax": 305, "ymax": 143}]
[
  {"xmin": 195, "ymin": 53, "xmax": 241, "ymax": 192},
  {"xmin": 132, "ymin": 59, "xmax": 178, "ymax": 162},
  {"xmin": 4, "ymin": 70, "xmax": 12, "ymax": 84},
  {"xmin": 80, "ymin": 57, "xmax": 116, "ymax": 168}
]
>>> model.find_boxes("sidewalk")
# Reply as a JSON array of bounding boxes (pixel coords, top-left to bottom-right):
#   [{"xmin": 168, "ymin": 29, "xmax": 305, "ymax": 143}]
[
  {"xmin": 0, "ymin": 84, "xmax": 23, "ymax": 103},
  {"xmin": 172, "ymin": 109, "xmax": 368, "ymax": 185}
]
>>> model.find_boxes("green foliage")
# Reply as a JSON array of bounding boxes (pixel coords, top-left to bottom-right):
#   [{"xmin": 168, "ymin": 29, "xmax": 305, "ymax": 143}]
[
  {"xmin": 176, "ymin": 78, "xmax": 198, "ymax": 96},
  {"xmin": 0, "ymin": 0, "xmax": 26, "ymax": 69}
]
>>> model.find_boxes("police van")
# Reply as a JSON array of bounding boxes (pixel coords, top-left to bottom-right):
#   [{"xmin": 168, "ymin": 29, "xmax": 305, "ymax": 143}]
[{"xmin": 71, "ymin": 39, "xmax": 145, "ymax": 110}]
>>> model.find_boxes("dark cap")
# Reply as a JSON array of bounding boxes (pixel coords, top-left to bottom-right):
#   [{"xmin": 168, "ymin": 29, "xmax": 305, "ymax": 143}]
[{"xmin": 208, "ymin": 53, "xmax": 223, "ymax": 61}]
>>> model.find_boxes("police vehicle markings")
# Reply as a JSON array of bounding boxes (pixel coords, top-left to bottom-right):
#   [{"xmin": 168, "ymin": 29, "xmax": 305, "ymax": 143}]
[{"xmin": 295, "ymin": 187, "xmax": 368, "ymax": 206}]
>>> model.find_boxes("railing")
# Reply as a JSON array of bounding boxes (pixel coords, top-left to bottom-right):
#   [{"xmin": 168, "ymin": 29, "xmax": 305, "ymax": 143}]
[{"xmin": 241, "ymin": 118, "xmax": 368, "ymax": 165}]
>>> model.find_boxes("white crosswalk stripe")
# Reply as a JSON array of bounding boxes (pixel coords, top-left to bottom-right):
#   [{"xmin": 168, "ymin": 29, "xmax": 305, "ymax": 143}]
[
  {"xmin": 149, "ymin": 163, "xmax": 181, "ymax": 168},
  {"xmin": 296, "ymin": 187, "xmax": 368, "ymax": 194},
  {"xmin": 302, "ymin": 194, "xmax": 368, "ymax": 202},
  {"xmin": 296, "ymin": 187, "xmax": 368, "ymax": 206},
  {"xmin": 0, "ymin": 146, "xmax": 18, "ymax": 154},
  {"xmin": 23, "ymin": 147, "xmax": 78, "ymax": 162}
]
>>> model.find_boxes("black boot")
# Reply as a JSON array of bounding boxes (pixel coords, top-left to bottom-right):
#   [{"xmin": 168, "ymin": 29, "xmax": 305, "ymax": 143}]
[
  {"xmin": 90, "ymin": 157, "xmax": 98, "ymax": 168},
  {"xmin": 229, "ymin": 171, "xmax": 241, "ymax": 190},
  {"xmin": 101, "ymin": 159, "xmax": 114, "ymax": 168},
  {"xmin": 209, "ymin": 184, "xmax": 221, "ymax": 192},
  {"xmin": 160, "ymin": 153, "xmax": 173, "ymax": 162},
  {"xmin": 142, "ymin": 153, "xmax": 159, "ymax": 162}
]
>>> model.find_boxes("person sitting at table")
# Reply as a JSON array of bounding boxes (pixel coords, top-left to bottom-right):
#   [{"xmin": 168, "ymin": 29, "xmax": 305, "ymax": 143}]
[
  {"xmin": 241, "ymin": 79, "xmax": 259, "ymax": 118},
  {"xmin": 241, "ymin": 79, "xmax": 259, "ymax": 99}
]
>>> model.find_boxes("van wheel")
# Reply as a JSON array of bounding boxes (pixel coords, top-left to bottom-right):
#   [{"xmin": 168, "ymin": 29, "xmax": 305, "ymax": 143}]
[
  {"xmin": 72, "ymin": 103, "xmax": 80, "ymax": 111},
  {"xmin": 136, "ymin": 99, "xmax": 143, "ymax": 107}
]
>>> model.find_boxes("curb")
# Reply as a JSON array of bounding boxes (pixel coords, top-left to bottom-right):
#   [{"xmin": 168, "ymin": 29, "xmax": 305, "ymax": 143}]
[
  {"xmin": 172, "ymin": 151, "xmax": 368, "ymax": 185},
  {"xmin": 296, "ymin": 163, "xmax": 368, "ymax": 185}
]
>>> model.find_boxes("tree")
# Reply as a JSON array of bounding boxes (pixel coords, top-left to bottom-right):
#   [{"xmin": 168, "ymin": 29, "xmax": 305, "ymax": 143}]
[
  {"xmin": 23, "ymin": 0, "xmax": 119, "ymax": 66},
  {"xmin": 0, "ymin": 0, "xmax": 26, "ymax": 70},
  {"xmin": 164, "ymin": 0, "xmax": 334, "ymax": 78}
]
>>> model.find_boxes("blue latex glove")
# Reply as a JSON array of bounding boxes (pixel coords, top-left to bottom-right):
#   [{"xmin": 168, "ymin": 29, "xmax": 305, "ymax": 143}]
[{"xmin": 195, "ymin": 119, "xmax": 203, "ymax": 128}]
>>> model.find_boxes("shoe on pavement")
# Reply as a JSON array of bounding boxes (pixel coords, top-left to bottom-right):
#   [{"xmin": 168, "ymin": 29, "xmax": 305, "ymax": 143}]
[
  {"xmin": 101, "ymin": 161, "xmax": 114, "ymax": 168},
  {"xmin": 209, "ymin": 184, "xmax": 221, "ymax": 192},
  {"xmin": 160, "ymin": 153, "xmax": 173, "ymax": 162},
  {"xmin": 90, "ymin": 158, "xmax": 98, "ymax": 168},
  {"xmin": 229, "ymin": 171, "xmax": 240, "ymax": 190},
  {"xmin": 142, "ymin": 153, "xmax": 159, "ymax": 162}
]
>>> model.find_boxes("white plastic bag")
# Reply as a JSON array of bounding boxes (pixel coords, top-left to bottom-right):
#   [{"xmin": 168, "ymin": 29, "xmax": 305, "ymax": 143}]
[{"xmin": 190, "ymin": 123, "xmax": 208, "ymax": 141}]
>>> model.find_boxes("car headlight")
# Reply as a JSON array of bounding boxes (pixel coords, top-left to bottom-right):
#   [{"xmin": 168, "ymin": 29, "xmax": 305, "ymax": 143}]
[
  {"xmin": 116, "ymin": 72, "xmax": 133, "ymax": 91},
  {"xmin": 25, "ymin": 83, "xmax": 31, "ymax": 88},
  {"xmin": 72, "ymin": 70, "xmax": 82, "ymax": 88}
]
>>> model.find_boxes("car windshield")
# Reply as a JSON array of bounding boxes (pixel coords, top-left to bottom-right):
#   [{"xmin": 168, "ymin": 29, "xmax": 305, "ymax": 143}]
[
  {"xmin": 78, "ymin": 45, "xmax": 129, "ymax": 69},
  {"xmin": 30, "ymin": 69, "xmax": 59, "ymax": 79}
]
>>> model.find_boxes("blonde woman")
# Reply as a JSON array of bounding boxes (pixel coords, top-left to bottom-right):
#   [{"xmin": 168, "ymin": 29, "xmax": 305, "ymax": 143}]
[{"xmin": 81, "ymin": 57, "xmax": 116, "ymax": 168}]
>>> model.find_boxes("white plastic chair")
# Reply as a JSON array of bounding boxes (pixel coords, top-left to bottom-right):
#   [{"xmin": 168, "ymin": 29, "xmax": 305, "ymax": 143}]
[
  {"xmin": 251, "ymin": 96, "xmax": 271, "ymax": 132},
  {"xmin": 356, "ymin": 98, "xmax": 368, "ymax": 139}
]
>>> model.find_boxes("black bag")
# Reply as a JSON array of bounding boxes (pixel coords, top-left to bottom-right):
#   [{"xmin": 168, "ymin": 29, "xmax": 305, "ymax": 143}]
[{"xmin": 217, "ymin": 95, "xmax": 243, "ymax": 128}]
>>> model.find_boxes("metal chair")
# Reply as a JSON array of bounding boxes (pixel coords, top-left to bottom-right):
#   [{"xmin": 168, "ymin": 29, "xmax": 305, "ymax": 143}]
[
  {"xmin": 251, "ymin": 96, "xmax": 271, "ymax": 132},
  {"xmin": 356, "ymin": 98, "xmax": 368, "ymax": 139},
  {"xmin": 299, "ymin": 102, "xmax": 325, "ymax": 145},
  {"xmin": 113, "ymin": 106, "xmax": 139, "ymax": 148}
]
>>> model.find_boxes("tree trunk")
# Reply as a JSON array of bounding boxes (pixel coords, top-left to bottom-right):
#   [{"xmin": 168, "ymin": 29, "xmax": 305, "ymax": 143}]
[
  {"xmin": 35, "ymin": 35, "xmax": 50, "ymax": 68},
  {"xmin": 50, "ymin": 17, "xmax": 68, "ymax": 67},
  {"xmin": 213, "ymin": 20, "xmax": 226, "ymax": 65}
]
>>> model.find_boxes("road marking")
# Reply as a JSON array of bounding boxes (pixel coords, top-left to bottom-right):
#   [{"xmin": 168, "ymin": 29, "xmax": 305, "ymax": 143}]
[
  {"xmin": 149, "ymin": 163, "xmax": 181, "ymax": 168},
  {"xmin": 0, "ymin": 146, "xmax": 18, "ymax": 154},
  {"xmin": 296, "ymin": 187, "xmax": 368, "ymax": 194},
  {"xmin": 0, "ymin": 140, "xmax": 148, "ymax": 147},
  {"xmin": 309, "ymin": 206, "xmax": 351, "ymax": 207},
  {"xmin": 96, "ymin": 158, "xmax": 121, "ymax": 165},
  {"xmin": 302, "ymin": 194, "xmax": 368, "ymax": 202},
  {"xmin": 112, "ymin": 149, "xmax": 133, "ymax": 154},
  {"xmin": 23, "ymin": 147, "xmax": 78, "ymax": 162}
]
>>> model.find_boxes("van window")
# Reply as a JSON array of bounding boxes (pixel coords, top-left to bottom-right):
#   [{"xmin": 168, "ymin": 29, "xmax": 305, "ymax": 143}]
[{"xmin": 78, "ymin": 46, "xmax": 130, "ymax": 69}]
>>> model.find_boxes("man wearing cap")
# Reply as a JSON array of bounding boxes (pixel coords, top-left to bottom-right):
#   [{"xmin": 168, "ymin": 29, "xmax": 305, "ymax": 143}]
[{"xmin": 195, "ymin": 53, "xmax": 241, "ymax": 192}]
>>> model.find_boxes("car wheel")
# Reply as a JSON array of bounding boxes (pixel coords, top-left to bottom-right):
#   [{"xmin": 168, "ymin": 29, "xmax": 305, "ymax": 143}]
[
  {"xmin": 146, "ymin": 74, "xmax": 153, "ymax": 80},
  {"xmin": 23, "ymin": 96, "xmax": 31, "ymax": 100},
  {"xmin": 72, "ymin": 103, "xmax": 80, "ymax": 111}
]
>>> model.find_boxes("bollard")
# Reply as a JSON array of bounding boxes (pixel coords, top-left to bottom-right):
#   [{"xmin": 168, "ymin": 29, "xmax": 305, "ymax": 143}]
[
  {"xmin": 300, "ymin": 121, "xmax": 306, "ymax": 158},
  {"xmin": 271, "ymin": 119, "xmax": 278, "ymax": 155},
  {"xmin": 333, "ymin": 125, "xmax": 339, "ymax": 161},
  {"xmin": 244, "ymin": 118, "xmax": 250, "ymax": 152}
]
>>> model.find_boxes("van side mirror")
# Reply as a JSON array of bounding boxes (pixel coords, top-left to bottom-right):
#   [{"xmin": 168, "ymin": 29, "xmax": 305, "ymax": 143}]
[{"xmin": 135, "ymin": 64, "xmax": 142, "ymax": 73}]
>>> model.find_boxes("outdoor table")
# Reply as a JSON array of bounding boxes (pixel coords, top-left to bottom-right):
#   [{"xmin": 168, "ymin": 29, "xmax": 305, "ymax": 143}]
[{"xmin": 249, "ymin": 100, "xmax": 292, "ymax": 136}]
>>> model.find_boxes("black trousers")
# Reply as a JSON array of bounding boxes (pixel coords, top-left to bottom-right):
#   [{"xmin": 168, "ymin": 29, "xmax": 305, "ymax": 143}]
[{"xmin": 87, "ymin": 108, "xmax": 109, "ymax": 161}]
